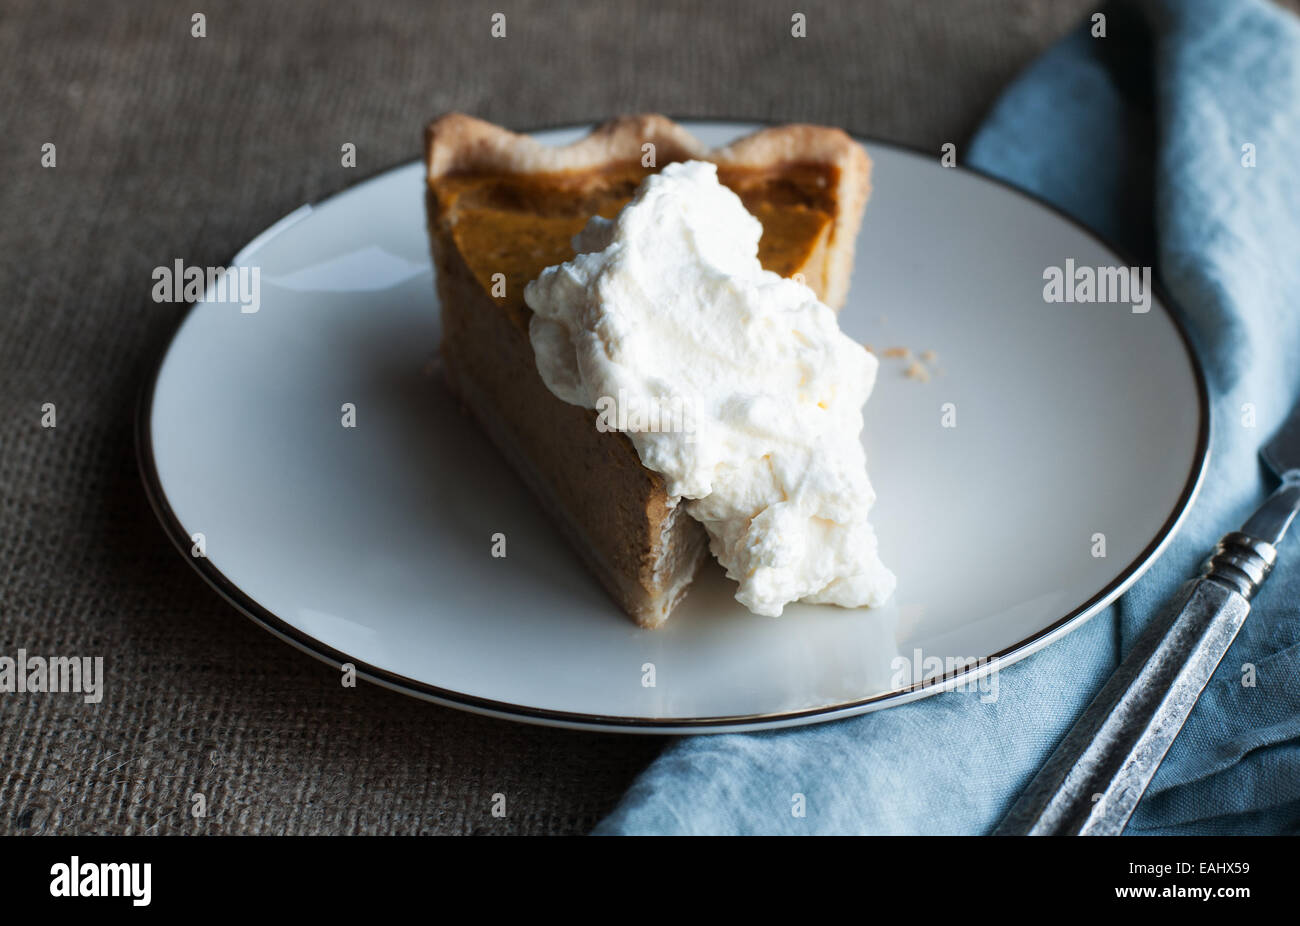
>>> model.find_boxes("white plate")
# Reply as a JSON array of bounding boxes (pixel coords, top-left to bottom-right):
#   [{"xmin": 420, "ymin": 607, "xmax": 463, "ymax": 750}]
[{"xmin": 139, "ymin": 121, "xmax": 1208, "ymax": 732}]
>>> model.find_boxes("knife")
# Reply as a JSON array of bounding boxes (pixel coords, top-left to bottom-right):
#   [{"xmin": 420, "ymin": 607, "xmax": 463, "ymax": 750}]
[{"xmin": 994, "ymin": 402, "xmax": 1300, "ymax": 835}]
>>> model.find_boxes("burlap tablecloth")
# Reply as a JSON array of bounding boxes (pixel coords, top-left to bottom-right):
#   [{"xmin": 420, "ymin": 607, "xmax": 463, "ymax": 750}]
[{"xmin": 3, "ymin": 0, "xmax": 1211, "ymax": 835}]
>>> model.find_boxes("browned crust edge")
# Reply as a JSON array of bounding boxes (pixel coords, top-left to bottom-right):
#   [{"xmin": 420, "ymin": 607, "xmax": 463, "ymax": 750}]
[
  {"xmin": 714, "ymin": 124, "xmax": 870, "ymax": 309},
  {"xmin": 425, "ymin": 112, "xmax": 706, "ymax": 178},
  {"xmin": 424, "ymin": 113, "xmax": 871, "ymax": 308}
]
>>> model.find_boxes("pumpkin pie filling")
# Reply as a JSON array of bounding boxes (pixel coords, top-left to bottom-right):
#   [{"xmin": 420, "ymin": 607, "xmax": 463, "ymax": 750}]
[{"xmin": 432, "ymin": 161, "xmax": 839, "ymax": 324}]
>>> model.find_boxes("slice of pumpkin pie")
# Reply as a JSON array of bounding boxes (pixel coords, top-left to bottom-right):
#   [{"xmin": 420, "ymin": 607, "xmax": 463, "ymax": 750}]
[{"xmin": 424, "ymin": 113, "xmax": 883, "ymax": 627}]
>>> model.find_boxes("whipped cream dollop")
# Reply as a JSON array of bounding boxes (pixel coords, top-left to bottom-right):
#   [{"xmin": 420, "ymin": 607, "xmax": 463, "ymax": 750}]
[{"xmin": 524, "ymin": 160, "xmax": 895, "ymax": 617}]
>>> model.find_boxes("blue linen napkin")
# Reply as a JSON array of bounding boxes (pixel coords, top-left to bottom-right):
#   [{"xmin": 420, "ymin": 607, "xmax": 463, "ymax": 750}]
[{"xmin": 594, "ymin": 0, "xmax": 1300, "ymax": 836}]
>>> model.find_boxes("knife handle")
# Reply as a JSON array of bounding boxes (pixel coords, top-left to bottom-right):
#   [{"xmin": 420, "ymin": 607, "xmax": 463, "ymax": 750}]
[{"xmin": 994, "ymin": 531, "xmax": 1276, "ymax": 836}]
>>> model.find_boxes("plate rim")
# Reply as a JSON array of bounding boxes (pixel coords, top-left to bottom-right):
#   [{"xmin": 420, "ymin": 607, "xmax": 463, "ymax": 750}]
[{"xmin": 135, "ymin": 119, "xmax": 1213, "ymax": 734}]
